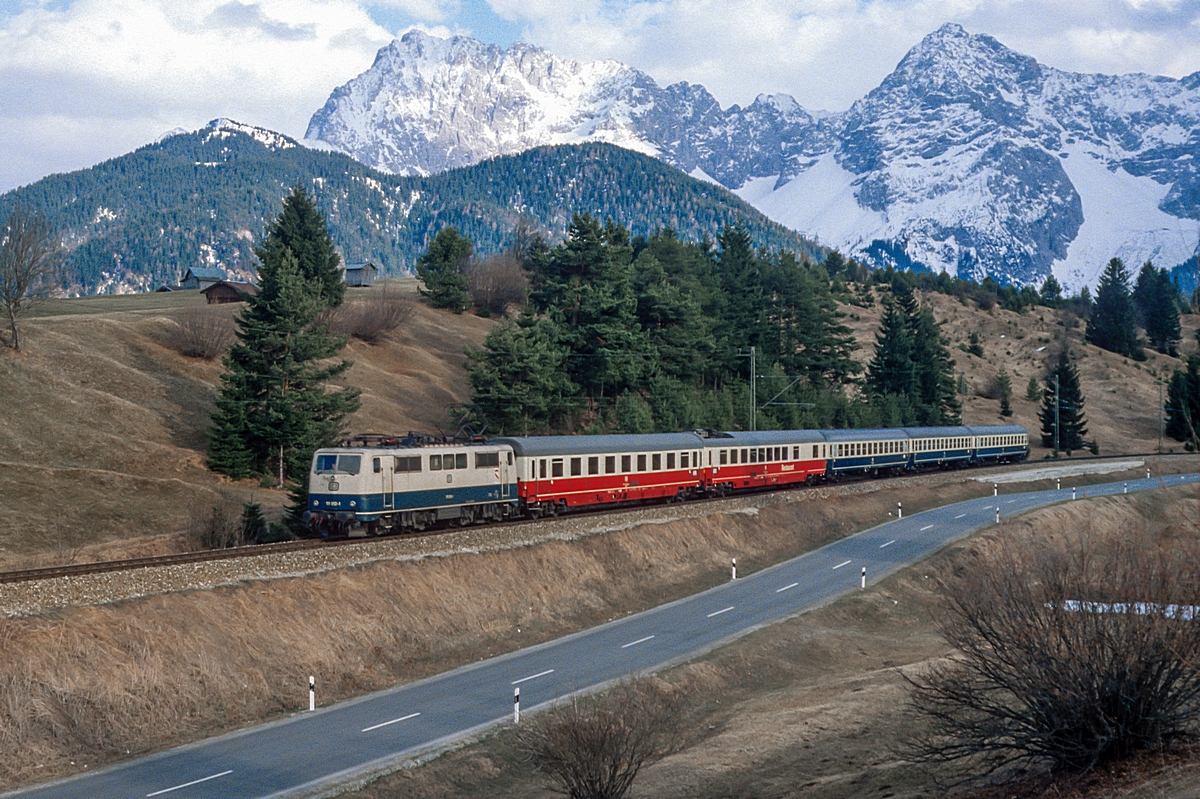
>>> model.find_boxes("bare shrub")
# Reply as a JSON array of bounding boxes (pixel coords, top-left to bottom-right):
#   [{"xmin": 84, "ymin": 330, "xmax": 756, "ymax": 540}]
[
  {"xmin": 326, "ymin": 292, "xmax": 414, "ymax": 343},
  {"xmin": 467, "ymin": 253, "xmax": 528, "ymax": 317},
  {"xmin": 517, "ymin": 678, "xmax": 680, "ymax": 799},
  {"xmin": 903, "ymin": 531, "xmax": 1200, "ymax": 778},
  {"xmin": 186, "ymin": 497, "xmax": 243, "ymax": 550},
  {"xmin": 172, "ymin": 306, "xmax": 234, "ymax": 359}
]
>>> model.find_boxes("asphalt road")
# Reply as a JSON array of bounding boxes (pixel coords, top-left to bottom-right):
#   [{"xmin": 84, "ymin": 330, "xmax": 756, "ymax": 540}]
[{"xmin": 8, "ymin": 472, "xmax": 1197, "ymax": 799}]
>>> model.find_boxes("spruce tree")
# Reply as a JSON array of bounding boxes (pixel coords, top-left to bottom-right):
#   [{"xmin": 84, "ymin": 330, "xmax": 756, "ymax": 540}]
[
  {"xmin": 258, "ymin": 186, "xmax": 345, "ymax": 307},
  {"xmin": 1039, "ymin": 275, "xmax": 1063, "ymax": 307},
  {"xmin": 415, "ymin": 227, "xmax": 472, "ymax": 312},
  {"xmin": 1086, "ymin": 257, "xmax": 1142, "ymax": 358},
  {"xmin": 866, "ymin": 284, "xmax": 959, "ymax": 425},
  {"xmin": 996, "ymin": 368, "xmax": 1013, "ymax": 417},
  {"xmin": 1039, "ymin": 350, "xmax": 1087, "ymax": 453},
  {"xmin": 1134, "ymin": 262, "xmax": 1181, "ymax": 355},
  {"xmin": 1025, "ymin": 374, "xmax": 1041, "ymax": 402},
  {"xmin": 207, "ymin": 189, "xmax": 361, "ymax": 488},
  {"xmin": 1166, "ymin": 355, "xmax": 1200, "ymax": 447}
]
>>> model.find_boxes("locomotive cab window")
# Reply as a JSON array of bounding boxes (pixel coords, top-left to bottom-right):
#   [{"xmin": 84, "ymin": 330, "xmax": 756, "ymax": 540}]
[
  {"xmin": 316, "ymin": 454, "xmax": 361, "ymax": 475},
  {"xmin": 430, "ymin": 455, "xmax": 442, "ymax": 470}
]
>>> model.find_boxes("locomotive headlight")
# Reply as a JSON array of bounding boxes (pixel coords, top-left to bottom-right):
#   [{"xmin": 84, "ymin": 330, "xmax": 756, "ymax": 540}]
[
  {"xmin": 329, "ymin": 480, "xmax": 340, "ymax": 491},
  {"xmin": 350, "ymin": 500, "xmax": 356, "ymax": 507}
]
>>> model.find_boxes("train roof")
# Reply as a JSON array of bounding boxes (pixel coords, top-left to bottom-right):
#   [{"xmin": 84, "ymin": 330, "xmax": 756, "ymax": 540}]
[
  {"xmin": 490, "ymin": 432, "xmax": 707, "ymax": 457},
  {"xmin": 717, "ymin": 430, "xmax": 827, "ymax": 445},
  {"xmin": 899, "ymin": 426, "xmax": 974, "ymax": 438},
  {"xmin": 822, "ymin": 427, "xmax": 910, "ymax": 441},
  {"xmin": 964, "ymin": 425, "xmax": 1029, "ymax": 436}
]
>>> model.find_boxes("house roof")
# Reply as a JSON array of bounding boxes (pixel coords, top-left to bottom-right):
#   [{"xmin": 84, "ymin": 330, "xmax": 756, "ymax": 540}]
[
  {"xmin": 343, "ymin": 262, "xmax": 377, "ymax": 272},
  {"xmin": 184, "ymin": 267, "xmax": 225, "ymax": 280},
  {"xmin": 201, "ymin": 280, "xmax": 258, "ymax": 296}
]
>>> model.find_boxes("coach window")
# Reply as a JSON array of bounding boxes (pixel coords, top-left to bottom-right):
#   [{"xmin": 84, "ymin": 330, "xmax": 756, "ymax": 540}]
[
  {"xmin": 622, "ymin": 455, "xmax": 632, "ymax": 472},
  {"xmin": 667, "ymin": 453, "xmax": 676, "ymax": 470},
  {"xmin": 652, "ymin": 453, "xmax": 662, "ymax": 470},
  {"xmin": 719, "ymin": 450, "xmax": 728, "ymax": 465},
  {"xmin": 539, "ymin": 459, "xmax": 547, "ymax": 479},
  {"xmin": 551, "ymin": 459, "xmax": 564, "ymax": 478},
  {"xmin": 373, "ymin": 457, "xmax": 381, "ymax": 473},
  {"xmin": 605, "ymin": 456, "xmax": 616, "ymax": 474},
  {"xmin": 636, "ymin": 454, "xmax": 646, "ymax": 472},
  {"xmin": 588, "ymin": 456, "xmax": 599, "ymax": 475},
  {"xmin": 570, "ymin": 457, "xmax": 582, "ymax": 476},
  {"xmin": 680, "ymin": 453, "xmax": 689, "ymax": 469}
]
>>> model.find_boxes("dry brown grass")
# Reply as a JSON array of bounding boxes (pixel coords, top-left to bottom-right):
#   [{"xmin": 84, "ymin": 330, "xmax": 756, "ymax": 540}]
[
  {"xmin": 327, "ymin": 291, "xmax": 416, "ymax": 344},
  {"xmin": 169, "ymin": 305, "xmax": 235, "ymax": 359}
]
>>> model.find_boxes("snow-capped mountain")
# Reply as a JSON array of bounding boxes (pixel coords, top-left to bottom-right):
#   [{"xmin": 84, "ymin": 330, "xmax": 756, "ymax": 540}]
[{"xmin": 307, "ymin": 25, "xmax": 1200, "ymax": 289}]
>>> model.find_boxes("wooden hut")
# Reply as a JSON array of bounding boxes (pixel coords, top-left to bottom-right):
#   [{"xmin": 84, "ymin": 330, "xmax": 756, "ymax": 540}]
[{"xmin": 201, "ymin": 281, "xmax": 258, "ymax": 304}]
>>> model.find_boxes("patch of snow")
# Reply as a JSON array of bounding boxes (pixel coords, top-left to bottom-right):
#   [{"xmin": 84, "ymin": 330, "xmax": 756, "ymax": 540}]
[
  {"xmin": 92, "ymin": 206, "xmax": 117, "ymax": 224},
  {"xmin": 688, "ymin": 166, "xmax": 721, "ymax": 186},
  {"xmin": 155, "ymin": 127, "xmax": 188, "ymax": 143},
  {"xmin": 978, "ymin": 459, "xmax": 1144, "ymax": 483},
  {"xmin": 1052, "ymin": 146, "xmax": 1198, "ymax": 291}
]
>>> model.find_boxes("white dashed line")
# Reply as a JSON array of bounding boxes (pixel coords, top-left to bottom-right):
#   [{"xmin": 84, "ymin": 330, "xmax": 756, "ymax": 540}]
[
  {"xmin": 147, "ymin": 771, "xmax": 233, "ymax": 797},
  {"xmin": 362, "ymin": 712, "xmax": 421, "ymax": 733},
  {"xmin": 707, "ymin": 606, "xmax": 734, "ymax": 618},
  {"xmin": 954, "ymin": 514, "xmax": 966, "ymax": 519},
  {"xmin": 879, "ymin": 540, "xmax": 895, "ymax": 549},
  {"xmin": 919, "ymin": 524, "xmax": 934, "ymax": 531},
  {"xmin": 833, "ymin": 560, "xmax": 852, "ymax": 570},
  {"xmin": 621, "ymin": 635, "xmax": 655, "ymax": 649},
  {"xmin": 776, "ymin": 582, "xmax": 799, "ymax": 593},
  {"xmin": 511, "ymin": 669, "xmax": 554, "ymax": 685},
  {"xmin": 1006, "ymin": 499, "xmax": 1016, "ymax": 504}
]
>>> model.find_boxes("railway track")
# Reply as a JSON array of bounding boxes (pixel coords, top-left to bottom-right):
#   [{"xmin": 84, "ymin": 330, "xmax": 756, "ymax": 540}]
[{"xmin": 1, "ymin": 451, "xmax": 1190, "ymax": 586}]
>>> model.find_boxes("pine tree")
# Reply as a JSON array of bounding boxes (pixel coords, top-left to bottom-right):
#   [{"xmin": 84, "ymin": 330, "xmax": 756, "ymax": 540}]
[
  {"xmin": 1025, "ymin": 374, "xmax": 1041, "ymax": 402},
  {"xmin": 866, "ymin": 293, "xmax": 915, "ymax": 400},
  {"xmin": 1039, "ymin": 274, "xmax": 1063, "ymax": 307},
  {"xmin": 996, "ymin": 368, "xmax": 1013, "ymax": 416},
  {"xmin": 256, "ymin": 186, "xmax": 345, "ymax": 307},
  {"xmin": 415, "ymin": 227, "xmax": 472, "ymax": 312},
  {"xmin": 207, "ymin": 189, "xmax": 361, "ymax": 488},
  {"xmin": 866, "ymin": 284, "xmax": 958, "ymax": 425},
  {"xmin": 1166, "ymin": 355, "xmax": 1200, "ymax": 447},
  {"xmin": 1086, "ymin": 257, "xmax": 1142, "ymax": 358},
  {"xmin": 1134, "ymin": 262, "xmax": 1182, "ymax": 355},
  {"xmin": 1039, "ymin": 350, "xmax": 1087, "ymax": 454}
]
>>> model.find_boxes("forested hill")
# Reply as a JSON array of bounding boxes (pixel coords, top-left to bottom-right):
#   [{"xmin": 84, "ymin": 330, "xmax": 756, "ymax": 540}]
[{"xmin": 0, "ymin": 119, "xmax": 820, "ymax": 295}]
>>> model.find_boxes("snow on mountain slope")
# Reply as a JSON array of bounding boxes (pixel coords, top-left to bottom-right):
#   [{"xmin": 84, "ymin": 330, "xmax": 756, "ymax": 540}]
[{"xmin": 307, "ymin": 24, "xmax": 1200, "ymax": 288}]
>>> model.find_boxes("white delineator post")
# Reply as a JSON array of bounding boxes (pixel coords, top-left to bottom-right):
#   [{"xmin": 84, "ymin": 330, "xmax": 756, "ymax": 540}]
[
  {"xmin": 1124, "ymin": 482, "xmax": 1128, "ymax": 494},
  {"xmin": 1057, "ymin": 478, "xmax": 1061, "ymax": 491},
  {"xmin": 309, "ymin": 676, "xmax": 315, "ymax": 712},
  {"xmin": 861, "ymin": 566, "xmax": 866, "ymax": 589},
  {"xmin": 1072, "ymin": 487, "xmax": 1077, "ymax": 500},
  {"xmin": 897, "ymin": 502, "xmax": 902, "ymax": 519},
  {"xmin": 514, "ymin": 687, "xmax": 520, "ymax": 724},
  {"xmin": 731, "ymin": 558, "xmax": 737, "ymax": 581},
  {"xmin": 1147, "ymin": 468, "xmax": 1151, "ymax": 480},
  {"xmin": 993, "ymin": 483, "xmax": 998, "ymax": 497},
  {"xmin": 995, "ymin": 507, "xmax": 1000, "ymax": 524}
]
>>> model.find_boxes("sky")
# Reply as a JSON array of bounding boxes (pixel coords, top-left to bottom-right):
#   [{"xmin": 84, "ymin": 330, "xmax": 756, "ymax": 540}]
[{"xmin": 1, "ymin": 0, "xmax": 1199, "ymax": 193}]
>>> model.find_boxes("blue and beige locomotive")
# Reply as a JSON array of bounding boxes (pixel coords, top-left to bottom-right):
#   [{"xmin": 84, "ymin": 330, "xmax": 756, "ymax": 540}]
[{"xmin": 306, "ymin": 425, "xmax": 1028, "ymax": 536}]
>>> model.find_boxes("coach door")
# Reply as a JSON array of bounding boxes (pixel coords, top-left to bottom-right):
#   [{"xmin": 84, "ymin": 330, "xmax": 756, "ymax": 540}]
[
  {"xmin": 382, "ymin": 456, "xmax": 394, "ymax": 509},
  {"xmin": 500, "ymin": 452, "xmax": 511, "ymax": 498}
]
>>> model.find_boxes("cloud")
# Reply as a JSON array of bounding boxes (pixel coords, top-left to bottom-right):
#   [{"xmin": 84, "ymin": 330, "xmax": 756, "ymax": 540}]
[
  {"xmin": 0, "ymin": 0, "xmax": 396, "ymax": 191},
  {"xmin": 486, "ymin": 0, "xmax": 1200, "ymax": 111},
  {"xmin": 206, "ymin": 2, "xmax": 318, "ymax": 40}
]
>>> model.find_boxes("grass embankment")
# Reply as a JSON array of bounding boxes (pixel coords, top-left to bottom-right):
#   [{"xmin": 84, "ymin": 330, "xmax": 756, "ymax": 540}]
[
  {"xmin": 346, "ymin": 486, "xmax": 1200, "ymax": 799},
  {"xmin": 0, "ymin": 475, "xmax": 999, "ymax": 790},
  {"xmin": 0, "ymin": 280, "xmax": 490, "ymax": 565}
]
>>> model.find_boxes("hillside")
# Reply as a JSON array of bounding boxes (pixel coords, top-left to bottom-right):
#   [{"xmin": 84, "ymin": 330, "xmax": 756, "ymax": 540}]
[
  {"xmin": 0, "ymin": 282, "xmax": 1189, "ymax": 567},
  {"xmin": 0, "ymin": 120, "xmax": 818, "ymax": 296}
]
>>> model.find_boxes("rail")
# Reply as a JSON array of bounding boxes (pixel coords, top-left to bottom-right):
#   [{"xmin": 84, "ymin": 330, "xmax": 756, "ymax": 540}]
[{"xmin": 1, "ymin": 450, "xmax": 1192, "ymax": 586}]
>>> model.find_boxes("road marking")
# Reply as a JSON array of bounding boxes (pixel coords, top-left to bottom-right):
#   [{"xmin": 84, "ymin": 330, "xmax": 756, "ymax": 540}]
[
  {"xmin": 621, "ymin": 635, "xmax": 655, "ymax": 649},
  {"xmin": 361, "ymin": 712, "xmax": 420, "ymax": 733},
  {"xmin": 833, "ymin": 559, "xmax": 852, "ymax": 570},
  {"xmin": 147, "ymin": 771, "xmax": 233, "ymax": 797},
  {"xmin": 707, "ymin": 606, "xmax": 734, "ymax": 618},
  {"xmin": 512, "ymin": 669, "xmax": 554, "ymax": 685},
  {"xmin": 954, "ymin": 513, "xmax": 966, "ymax": 519},
  {"xmin": 776, "ymin": 582, "xmax": 799, "ymax": 593},
  {"xmin": 880, "ymin": 540, "xmax": 895, "ymax": 549},
  {"xmin": 919, "ymin": 524, "xmax": 934, "ymax": 531},
  {"xmin": 1006, "ymin": 499, "xmax": 1016, "ymax": 504},
  {"xmin": 983, "ymin": 505, "xmax": 993, "ymax": 510}
]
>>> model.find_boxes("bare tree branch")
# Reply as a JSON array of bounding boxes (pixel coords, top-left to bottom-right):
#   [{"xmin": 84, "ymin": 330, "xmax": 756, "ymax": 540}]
[{"xmin": 0, "ymin": 206, "xmax": 61, "ymax": 351}]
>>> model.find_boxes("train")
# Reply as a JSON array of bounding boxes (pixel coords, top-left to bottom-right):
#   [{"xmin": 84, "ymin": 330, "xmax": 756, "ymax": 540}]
[{"xmin": 303, "ymin": 425, "xmax": 1029, "ymax": 537}]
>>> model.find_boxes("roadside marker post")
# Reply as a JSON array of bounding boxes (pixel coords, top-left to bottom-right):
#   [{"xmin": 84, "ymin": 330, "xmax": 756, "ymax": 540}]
[
  {"xmin": 861, "ymin": 567, "xmax": 866, "ymax": 589},
  {"xmin": 993, "ymin": 483, "xmax": 998, "ymax": 497},
  {"xmin": 1124, "ymin": 482, "xmax": 1128, "ymax": 494},
  {"xmin": 309, "ymin": 676, "xmax": 315, "ymax": 712},
  {"xmin": 514, "ymin": 687, "xmax": 520, "ymax": 724},
  {"xmin": 1057, "ymin": 478, "xmax": 1061, "ymax": 491},
  {"xmin": 1147, "ymin": 468, "xmax": 1151, "ymax": 480},
  {"xmin": 1072, "ymin": 487, "xmax": 1076, "ymax": 500},
  {"xmin": 897, "ymin": 502, "xmax": 902, "ymax": 519},
  {"xmin": 995, "ymin": 507, "xmax": 1000, "ymax": 524},
  {"xmin": 731, "ymin": 558, "xmax": 737, "ymax": 581}
]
